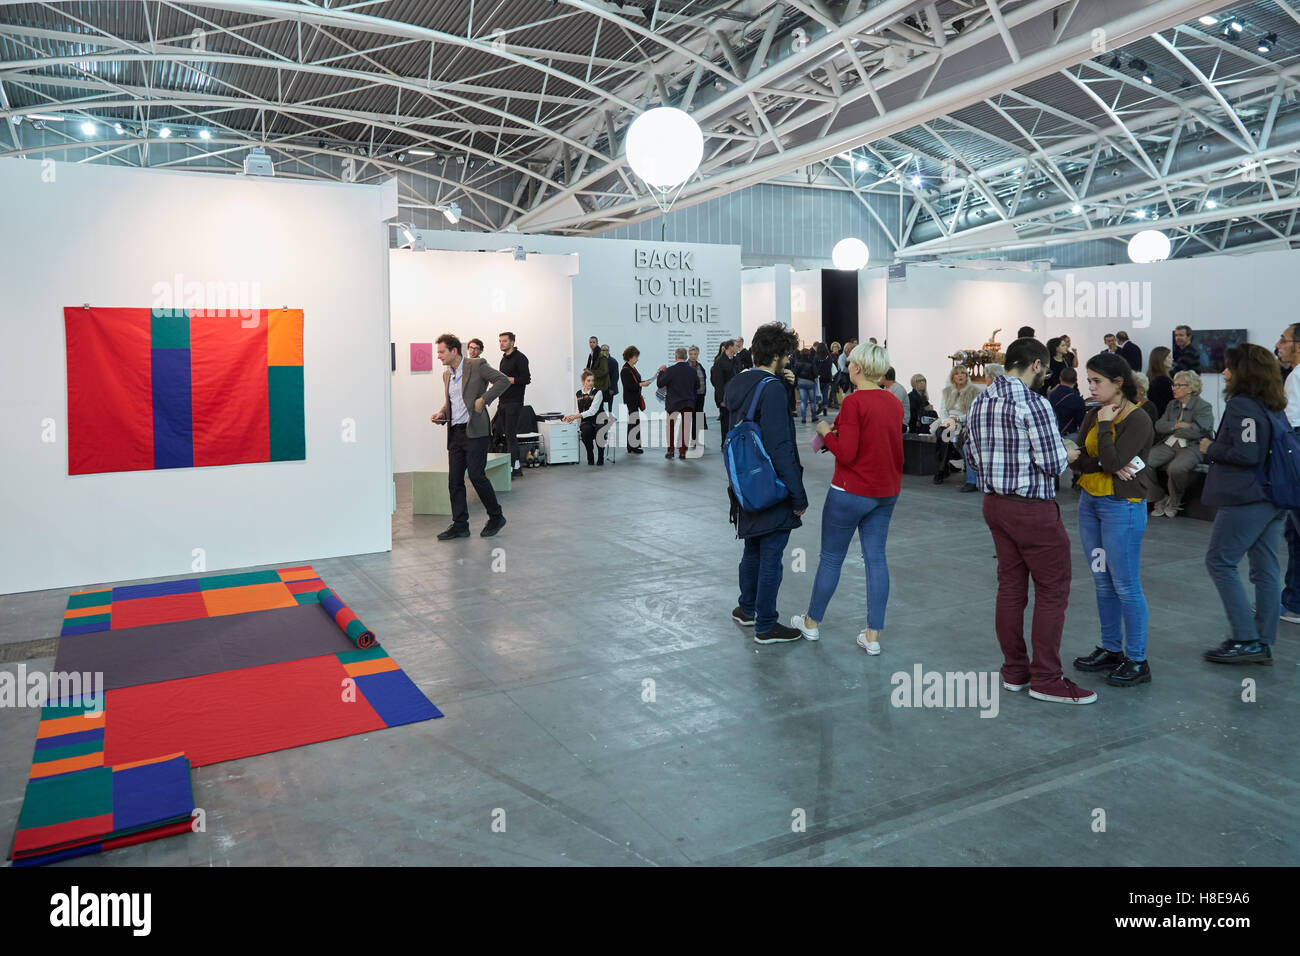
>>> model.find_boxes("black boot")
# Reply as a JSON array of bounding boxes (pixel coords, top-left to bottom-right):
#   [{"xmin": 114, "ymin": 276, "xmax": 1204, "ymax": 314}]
[
  {"xmin": 1203, "ymin": 640, "xmax": 1273, "ymax": 665},
  {"xmin": 1106, "ymin": 657, "xmax": 1151, "ymax": 686},
  {"xmin": 1073, "ymin": 646, "xmax": 1124, "ymax": 672}
]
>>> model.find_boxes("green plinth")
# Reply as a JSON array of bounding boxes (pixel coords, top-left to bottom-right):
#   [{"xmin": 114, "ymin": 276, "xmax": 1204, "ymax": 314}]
[{"xmin": 412, "ymin": 453, "xmax": 511, "ymax": 515}]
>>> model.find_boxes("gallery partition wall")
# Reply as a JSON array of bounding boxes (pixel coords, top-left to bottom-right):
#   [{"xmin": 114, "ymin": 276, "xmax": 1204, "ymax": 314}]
[{"xmin": 0, "ymin": 157, "xmax": 395, "ymax": 595}]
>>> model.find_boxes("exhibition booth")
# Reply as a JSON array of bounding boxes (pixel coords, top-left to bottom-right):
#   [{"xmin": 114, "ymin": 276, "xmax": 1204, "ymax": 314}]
[{"xmin": 2, "ymin": 149, "xmax": 1288, "ymax": 596}]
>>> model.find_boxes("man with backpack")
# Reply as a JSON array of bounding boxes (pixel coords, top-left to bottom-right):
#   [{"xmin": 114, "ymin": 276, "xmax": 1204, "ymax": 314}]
[{"xmin": 723, "ymin": 323, "xmax": 808, "ymax": 644}]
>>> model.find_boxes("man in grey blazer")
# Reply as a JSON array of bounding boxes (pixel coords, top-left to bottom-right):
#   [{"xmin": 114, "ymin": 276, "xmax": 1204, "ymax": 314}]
[{"xmin": 430, "ymin": 333, "xmax": 512, "ymax": 538}]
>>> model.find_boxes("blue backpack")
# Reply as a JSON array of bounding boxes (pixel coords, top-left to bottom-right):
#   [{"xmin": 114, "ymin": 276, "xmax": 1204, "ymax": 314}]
[
  {"xmin": 724, "ymin": 376, "xmax": 789, "ymax": 511},
  {"xmin": 1254, "ymin": 407, "xmax": 1300, "ymax": 509}
]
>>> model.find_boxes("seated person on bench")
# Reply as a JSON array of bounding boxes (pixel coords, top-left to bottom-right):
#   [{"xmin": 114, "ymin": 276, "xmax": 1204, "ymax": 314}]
[{"xmin": 1149, "ymin": 370, "xmax": 1215, "ymax": 518}]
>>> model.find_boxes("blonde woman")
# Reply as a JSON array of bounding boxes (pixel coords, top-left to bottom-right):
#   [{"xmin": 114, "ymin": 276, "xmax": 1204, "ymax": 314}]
[
  {"xmin": 933, "ymin": 366, "xmax": 980, "ymax": 484},
  {"xmin": 790, "ymin": 342, "xmax": 904, "ymax": 653}
]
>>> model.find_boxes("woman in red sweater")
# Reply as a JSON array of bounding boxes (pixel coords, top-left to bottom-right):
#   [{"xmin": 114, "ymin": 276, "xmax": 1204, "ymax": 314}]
[{"xmin": 790, "ymin": 342, "xmax": 904, "ymax": 653}]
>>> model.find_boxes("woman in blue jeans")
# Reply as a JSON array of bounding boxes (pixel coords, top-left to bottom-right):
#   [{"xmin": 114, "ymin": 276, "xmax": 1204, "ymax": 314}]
[
  {"xmin": 1199, "ymin": 344, "xmax": 1289, "ymax": 665},
  {"xmin": 790, "ymin": 343, "xmax": 904, "ymax": 652},
  {"xmin": 1067, "ymin": 352, "xmax": 1162, "ymax": 687}
]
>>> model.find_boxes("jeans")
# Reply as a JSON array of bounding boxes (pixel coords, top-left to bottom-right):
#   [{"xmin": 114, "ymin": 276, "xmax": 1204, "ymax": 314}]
[
  {"xmin": 1205, "ymin": 501, "xmax": 1287, "ymax": 645},
  {"xmin": 738, "ymin": 530, "xmax": 791, "ymax": 633},
  {"xmin": 982, "ymin": 495, "xmax": 1072, "ymax": 685},
  {"xmin": 1284, "ymin": 510, "xmax": 1300, "ymax": 614},
  {"xmin": 797, "ymin": 381, "xmax": 816, "ymax": 421},
  {"xmin": 963, "ymin": 450, "xmax": 979, "ymax": 488},
  {"xmin": 448, "ymin": 425, "xmax": 501, "ymax": 526},
  {"xmin": 1077, "ymin": 492, "xmax": 1150, "ymax": 660},
  {"xmin": 807, "ymin": 488, "xmax": 897, "ymax": 630}
]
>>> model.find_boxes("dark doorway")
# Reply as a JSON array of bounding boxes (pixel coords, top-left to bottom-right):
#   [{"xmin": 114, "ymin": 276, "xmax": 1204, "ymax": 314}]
[{"xmin": 821, "ymin": 269, "xmax": 858, "ymax": 345}]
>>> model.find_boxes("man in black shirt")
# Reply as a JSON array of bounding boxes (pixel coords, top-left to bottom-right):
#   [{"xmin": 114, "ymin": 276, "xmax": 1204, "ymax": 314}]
[
  {"xmin": 1171, "ymin": 324, "xmax": 1199, "ymax": 373},
  {"xmin": 496, "ymin": 332, "xmax": 531, "ymax": 478}
]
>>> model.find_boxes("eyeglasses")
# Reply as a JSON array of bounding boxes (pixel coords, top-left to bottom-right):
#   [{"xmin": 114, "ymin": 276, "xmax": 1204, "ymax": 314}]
[{"xmin": 1172, "ymin": 382, "xmax": 1190, "ymax": 388}]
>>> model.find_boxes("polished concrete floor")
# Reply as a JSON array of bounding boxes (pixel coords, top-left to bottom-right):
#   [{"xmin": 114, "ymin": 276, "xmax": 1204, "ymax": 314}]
[{"xmin": 2, "ymin": 420, "xmax": 1298, "ymax": 866}]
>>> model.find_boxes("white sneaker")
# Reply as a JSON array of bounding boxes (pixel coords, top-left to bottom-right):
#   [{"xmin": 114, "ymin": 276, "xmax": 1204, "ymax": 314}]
[
  {"xmin": 856, "ymin": 631, "xmax": 881, "ymax": 655},
  {"xmin": 1282, "ymin": 609, "xmax": 1300, "ymax": 624},
  {"xmin": 790, "ymin": 614, "xmax": 819, "ymax": 641}
]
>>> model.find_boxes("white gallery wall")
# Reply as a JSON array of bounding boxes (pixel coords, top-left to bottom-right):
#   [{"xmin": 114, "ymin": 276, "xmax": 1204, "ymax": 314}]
[
  {"xmin": 884, "ymin": 265, "xmax": 1045, "ymax": 404},
  {"xmin": 414, "ymin": 230, "xmax": 742, "ymax": 387},
  {"xmin": 0, "ymin": 157, "xmax": 394, "ymax": 595},
  {"xmin": 740, "ymin": 265, "xmax": 792, "ymax": 345},
  {"xmin": 789, "ymin": 269, "xmax": 822, "ymax": 347},
  {"xmin": 858, "ymin": 268, "xmax": 888, "ymax": 346},
  {"xmin": 389, "ymin": 249, "xmax": 576, "ymax": 473}
]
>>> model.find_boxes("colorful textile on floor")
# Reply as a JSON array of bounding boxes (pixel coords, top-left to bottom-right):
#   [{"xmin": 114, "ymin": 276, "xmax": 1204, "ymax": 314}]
[
  {"xmin": 65, "ymin": 307, "xmax": 304, "ymax": 475},
  {"xmin": 316, "ymin": 588, "xmax": 378, "ymax": 648},
  {"xmin": 60, "ymin": 565, "xmax": 324, "ymax": 636},
  {"xmin": 10, "ymin": 749, "xmax": 194, "ymax": 866}
]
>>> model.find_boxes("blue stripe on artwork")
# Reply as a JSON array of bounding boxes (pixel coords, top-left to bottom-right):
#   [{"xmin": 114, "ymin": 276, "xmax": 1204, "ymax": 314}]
[
  {"xmin": 60, "ymin": 621, "xmax": 110, "ymax": 637},
  {"xmin": 34, "ymin": 728, "xmax": 105, "ymax": 751},
  {"xmin": 111, "ymin": 577, "xmax": 200, "ymax": 601},
  {"xmin": 354, "ymin": 669, "xmax": 443, "ymax": 727},
  {"xmin": 151, "ymin": 347, "xmax": 193, "ymax": 469}
]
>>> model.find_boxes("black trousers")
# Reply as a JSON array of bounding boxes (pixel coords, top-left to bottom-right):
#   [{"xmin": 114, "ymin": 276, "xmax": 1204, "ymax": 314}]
[
  {"xmin": 497, "ymin": 401, "xmax": 523, "ymax": 471},
  {"xmin": 448, "ymin": 425, "xmax": 501, "ymax": 526},
  {"xmin": 626, "ymin": 406, "xmax": 641, "ymax": 451}
]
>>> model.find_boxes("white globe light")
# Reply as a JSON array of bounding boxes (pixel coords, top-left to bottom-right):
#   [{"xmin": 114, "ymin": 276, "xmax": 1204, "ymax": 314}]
[
  {"xmin": 1127, "ymin": 229, "xmax": 1171, "ymax": 263},
  {"xmin": 625, "ymin": 107, "xmax": 704, "ymax": 189},
  {"xmin": 831, "ymin": 237, "xmax": 870, "ymax": 270}
]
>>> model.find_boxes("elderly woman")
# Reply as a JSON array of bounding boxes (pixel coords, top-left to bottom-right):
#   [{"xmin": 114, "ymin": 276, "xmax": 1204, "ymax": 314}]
[
  {"xmin": 933, "ymin": 366, "xmax": 981, "ymax": 484},
  {"xmin": 1149, "ymin": 369, "xmax": 1215, "ymax": 517},
  {"xmin": 1131, "ymin": 372, "xmax": 1159, "ymax": 426}
]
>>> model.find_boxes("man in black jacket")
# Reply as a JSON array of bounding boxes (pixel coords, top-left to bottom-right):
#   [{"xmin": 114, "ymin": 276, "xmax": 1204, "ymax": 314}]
[
  {"xmin": 711, "ymin": 340, "xmax": 737, "ymax": 430},
  {"xmin": 496, "ymin": 332, "xmax": 531, "ymax": 478},
  {"xmin": 723, "ymin": 323, "xmax": 807, "ymax": 644},
  {"xmin": 1117, "ymin": 330, "xmax": 1142, "ymax": 372},
  {"xmin": 732, "ymin": 337, "xmax": 753, "ymax": 372},
  {"xmin": 657, "ymin": 348, "xmax": 699, "ymax": 459},
  {"xmin": 1048, "ymin": 366, "xmax": 1085, "ymax": 438}
]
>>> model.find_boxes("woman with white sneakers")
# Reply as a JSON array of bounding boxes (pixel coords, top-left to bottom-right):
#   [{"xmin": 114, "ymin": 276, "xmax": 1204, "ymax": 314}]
[{"xmin": 790, "ymin": 342, "xmax": 904, "ymax": 653}]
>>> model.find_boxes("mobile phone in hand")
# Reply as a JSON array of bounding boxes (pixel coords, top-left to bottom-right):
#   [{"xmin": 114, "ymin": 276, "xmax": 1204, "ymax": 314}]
[{"xmin": 1127, "ymin": 455, "xmax": 1145, "ymax": 474}]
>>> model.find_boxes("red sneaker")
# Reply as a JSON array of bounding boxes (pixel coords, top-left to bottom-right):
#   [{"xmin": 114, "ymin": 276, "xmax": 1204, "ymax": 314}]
[
  {"xmin": 1028, "ymin": 677, "xmax": 1097, "ymax": 705},
  {"xmin": 1001, "ymin": 667, "xmax": 1030, "ymax": 692}
]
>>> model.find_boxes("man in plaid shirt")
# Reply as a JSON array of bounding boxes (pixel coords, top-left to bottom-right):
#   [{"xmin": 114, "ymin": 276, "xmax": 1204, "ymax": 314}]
[{"xmin": 963, "ymin": 338, "xmax": 1097, "ymax": 705}]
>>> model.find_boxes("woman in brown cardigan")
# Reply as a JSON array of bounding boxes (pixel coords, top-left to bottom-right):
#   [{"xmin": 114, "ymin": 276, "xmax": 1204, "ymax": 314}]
[{"xmin": 1067, "ymin": 352, "xmax": 1163, "ymax": 688}]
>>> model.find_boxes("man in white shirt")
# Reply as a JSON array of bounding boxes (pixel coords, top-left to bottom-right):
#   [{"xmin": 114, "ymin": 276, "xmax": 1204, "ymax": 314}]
[{"xmin": 1278, "ymin": 322, "xmax": 1300, "ymax": 623}]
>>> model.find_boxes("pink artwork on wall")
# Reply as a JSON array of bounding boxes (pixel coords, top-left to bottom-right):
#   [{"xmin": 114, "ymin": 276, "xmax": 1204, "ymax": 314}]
[{"xmin": 410, "ymin": 342, "xmax": 433, "ymax": 372}]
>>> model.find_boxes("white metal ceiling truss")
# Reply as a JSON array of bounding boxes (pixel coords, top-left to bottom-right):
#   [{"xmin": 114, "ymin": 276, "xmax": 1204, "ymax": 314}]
[{"xmin": 0, "ymin": 0, "xmax": 1229, "ymax": 244}]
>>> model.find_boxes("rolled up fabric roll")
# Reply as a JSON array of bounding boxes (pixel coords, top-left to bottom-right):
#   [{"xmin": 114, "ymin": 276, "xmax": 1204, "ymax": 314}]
[{"xmin": 316, "ymin": 588, "xmax": 377, "ymax": 649}]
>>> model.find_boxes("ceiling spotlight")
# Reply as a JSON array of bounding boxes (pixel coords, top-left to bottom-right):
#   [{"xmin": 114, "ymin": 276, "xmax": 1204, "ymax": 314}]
[
  {"xmin": 199, "ymin": 129, "xmax": 211, "ymax": 140},
  {"xmin": 242, "ymin": 145, "xmax": 274, "ymax": 176},
  {"xmin": 1199, "ymin": 15, "xmax": 1218, "ymax": 25},
  {"xmin": 1071, "ymin": 203, "xmax": 1083, "ymax": 214},
  {"xmin": 909, "ymin": 174, "xmax": 923, "ymax": 188},
  {"xmin": 80, "ymin": 121, "xmax": 96, "ymax": 136},
  {"xmin": 399, "ymin": 223, "xmax": 415, "ymax": 245},
  {"xmin": 1197, "ymin": 142, "xmax": 1211, "ymax": 152},
  {"xmin": 396, "ymin": 151, "xmax": 407, "ymax": 162},
  {"xmin": 1230, "ymin": 19, "xmax": 1244, "ymax": 32},
  {"xmin": 1134, "ymin": 209, "xmax": 1148, "ymax": 219},
  {"xmin": 1111, "ymin": 168, "xmax": 1122, "ymax": 177},
  {"xmin": 113, "ymin": 122, "xmax": 124, "ymax": 135},
  {"xmin": 1206, "ymin": 199, "xmax": 1219, "ymax": 209},
  {"xmin": 33, "ymin": 120, "xmax": 45, "ymax": 130},
  {"xmin": 855, "ymin": 158, "xmax": 869, "ymax": 173},
  {"xmin": 1142, "ymin": 68, "xmax": 1154, "ymax": 84},
  {"xmin": 158, "ymin": 127, "xmax": 172, "ymax": 138},
  {"xmin": 1107, "ymin": 55, "xmax": 1122, "ymax": 69},
  {"xmin": 1258, "ymin": 33, "xmax": 1277, "ymax": 53},
  {"xmin": 437, "ymin": 201, "xmax": 461, "ymax": 224}
]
